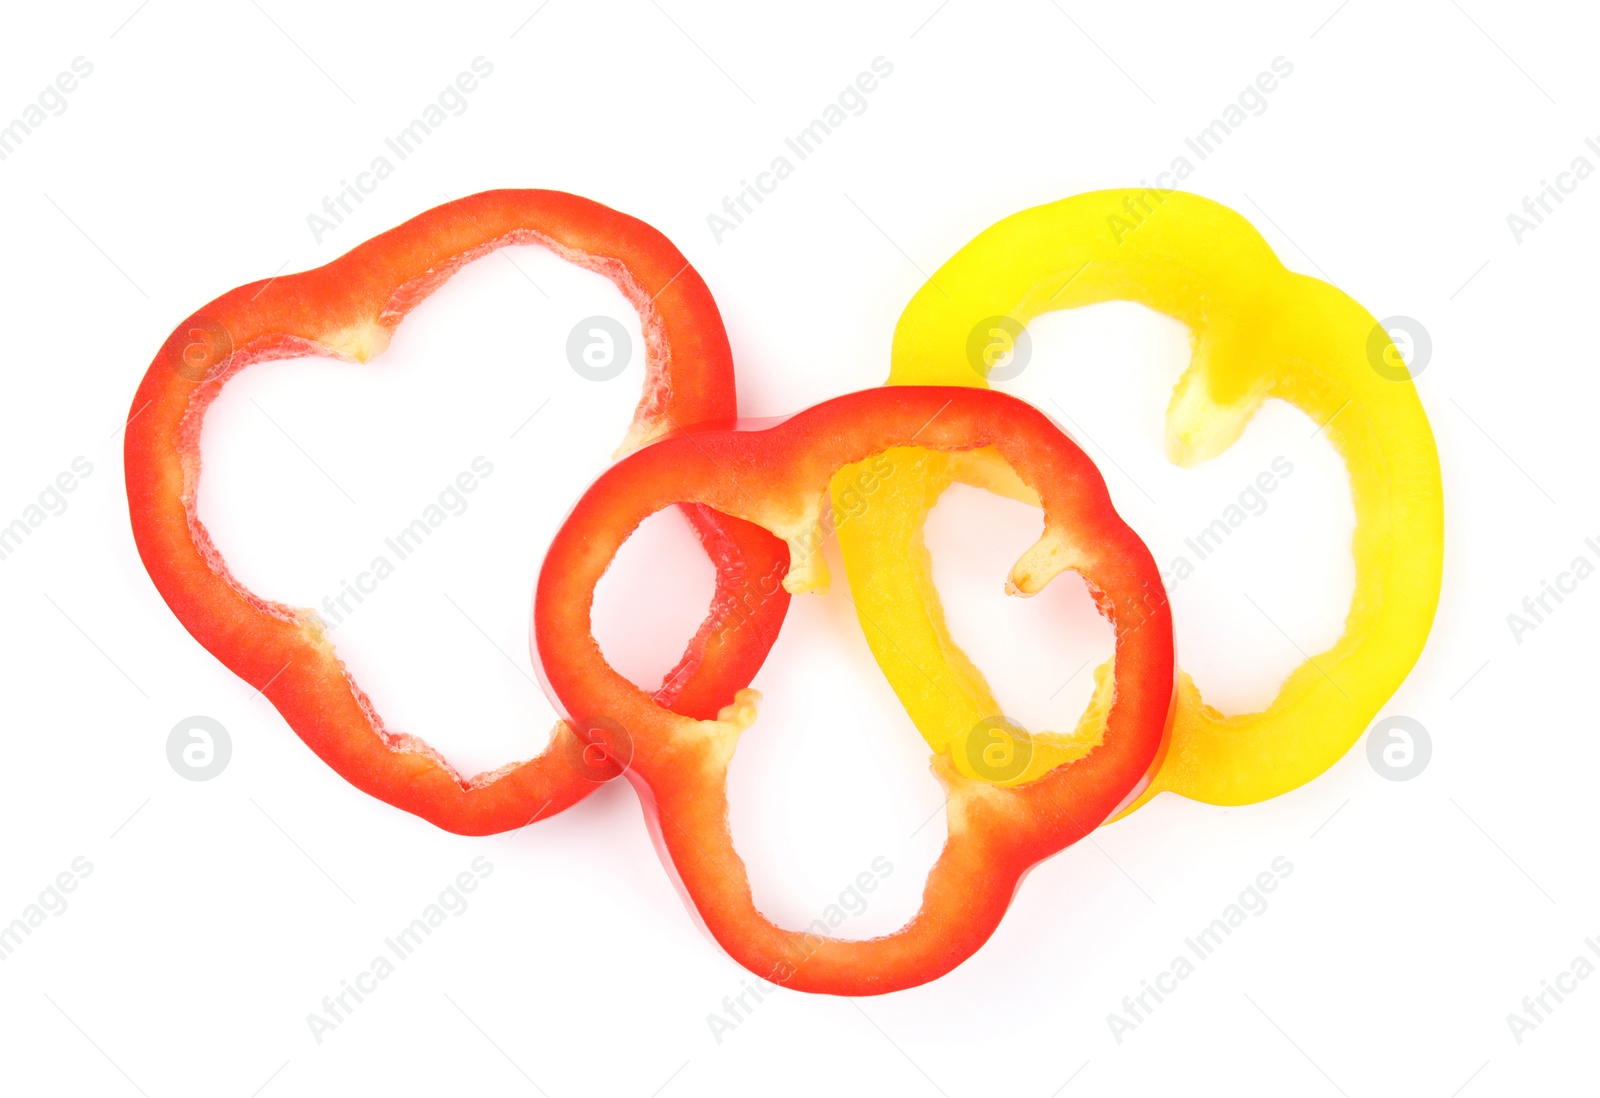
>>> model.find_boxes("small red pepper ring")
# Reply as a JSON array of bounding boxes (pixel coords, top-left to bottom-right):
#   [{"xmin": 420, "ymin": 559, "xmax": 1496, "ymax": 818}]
[
  {"xmin": 126, "ymin": 190, "xmax": 790, "ymax": 836},
  {"xmin": 534, "ymin": 386, "xmax": 1174, "ymax": 994}
]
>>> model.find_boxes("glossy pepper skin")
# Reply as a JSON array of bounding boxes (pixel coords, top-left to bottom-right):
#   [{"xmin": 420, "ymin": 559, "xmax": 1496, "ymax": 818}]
[
  {"xmin": 125, "ymin": 190, "xmax": 790, "ymax": 836},
  {"xmin": 832, "ymin": 189, "xmax": 1444, "ymax": 811},
  {"xmin": 535, "ymin": 386, "xmax": 1175, "ymax": 995}
]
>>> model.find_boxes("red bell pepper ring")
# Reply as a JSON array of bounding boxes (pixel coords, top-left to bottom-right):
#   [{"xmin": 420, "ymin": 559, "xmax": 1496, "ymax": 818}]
[
  {"xmin": 534, "ymin": 386, "xmax": 1175, "ymax": 994},
  {"xmin": 126, "ymin": 190, "xmax": 790, "ymax": 836}
]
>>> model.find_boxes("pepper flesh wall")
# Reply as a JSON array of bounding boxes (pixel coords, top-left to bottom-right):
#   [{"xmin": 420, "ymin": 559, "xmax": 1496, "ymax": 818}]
[{"xmin": 125, "ymin": 190, "xmax": 790, "ymax": 835}]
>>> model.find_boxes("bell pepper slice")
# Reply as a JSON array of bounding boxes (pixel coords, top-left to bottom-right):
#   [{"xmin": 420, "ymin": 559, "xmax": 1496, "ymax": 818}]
[
  {"xmin": 833, "ymin": 189, "xmax": 1443, "ymax": 811},
  {"xmin": 534, "ymin": 386, "xmax": 1175, "ymax": 994},
  {"xmin": 125, "ymin": 189, "xmax": 790, "ymax": 836}
]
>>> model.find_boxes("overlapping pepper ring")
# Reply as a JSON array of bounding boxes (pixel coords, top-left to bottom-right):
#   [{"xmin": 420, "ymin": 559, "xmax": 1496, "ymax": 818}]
[
  {"xmin": 834, "ymin": 188, "xmax": 1444, "ymax": 812},
  {"xmin": 125, "ymin": 190, "xmax": 791, "ymax": 836},
  {"xmin": 127, "ymin": 187, "xmax": 1442, "ymax": 996},
  {"xmin": 534, "ymin": 386, "xmax": 1176, "ymax": 995}
]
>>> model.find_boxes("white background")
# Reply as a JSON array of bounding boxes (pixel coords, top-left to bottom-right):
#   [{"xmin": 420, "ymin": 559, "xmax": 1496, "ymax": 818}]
[{"xmin": 0, "ymin": 1, "xmax": 1594, "ymax": 1095}]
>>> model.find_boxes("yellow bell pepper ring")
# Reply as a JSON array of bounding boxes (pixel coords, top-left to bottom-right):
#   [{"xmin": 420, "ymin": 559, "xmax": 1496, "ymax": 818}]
[{"xmin": 832, "ymin": 188, "xmax": 1443, "ymax": 810}]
